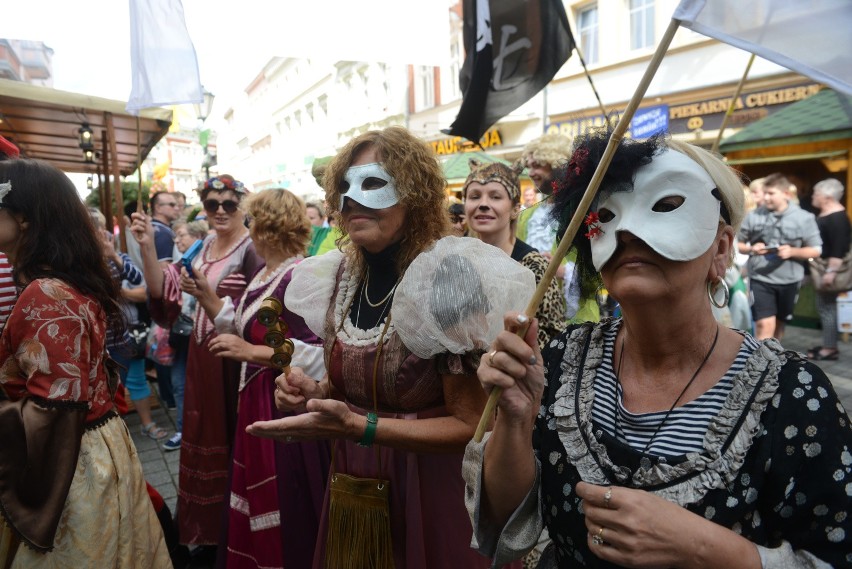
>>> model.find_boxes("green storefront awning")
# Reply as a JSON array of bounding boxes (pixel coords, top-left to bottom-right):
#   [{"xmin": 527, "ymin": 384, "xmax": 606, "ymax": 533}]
[
  {"xmin": 720, "ymin": 89, "xmax": 852, "ymax": 153},
  {"xmin": 443, "ymin": 151, "xmax": 512, "ymax": 183}
]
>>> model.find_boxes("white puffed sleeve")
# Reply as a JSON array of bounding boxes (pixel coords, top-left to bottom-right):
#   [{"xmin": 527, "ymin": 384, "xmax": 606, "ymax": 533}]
[
  {"xmin": 284, "ymin": 250, "xmax": 345, "ymax": 339},
  {"xmin": 394, "ymin": 236, "xmax": 536, "ymax": 358}
]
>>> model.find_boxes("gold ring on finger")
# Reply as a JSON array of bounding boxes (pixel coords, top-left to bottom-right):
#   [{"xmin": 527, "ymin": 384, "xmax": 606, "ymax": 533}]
[
  {"xmin": 488, "ymin": 350, "xmax": 497, "ymax": 366},
  {"xmin": 592, "ymin": 526, "xmax": 606, "ymax": 546}
]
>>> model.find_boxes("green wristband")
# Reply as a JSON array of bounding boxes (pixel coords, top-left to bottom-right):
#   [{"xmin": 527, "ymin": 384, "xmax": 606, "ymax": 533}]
[{"xmin": 357, "ymin": 412, "xmax": 378, "ymax": 447}]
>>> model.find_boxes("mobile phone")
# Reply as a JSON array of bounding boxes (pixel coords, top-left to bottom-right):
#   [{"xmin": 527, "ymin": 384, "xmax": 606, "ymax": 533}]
[
  {"xmin": 181, "ymin": 239, "xmax": 204, "ymax": 277},
  {"xmin": 763, "ymin": 246, "xmax": 779, "ymax": 254}
]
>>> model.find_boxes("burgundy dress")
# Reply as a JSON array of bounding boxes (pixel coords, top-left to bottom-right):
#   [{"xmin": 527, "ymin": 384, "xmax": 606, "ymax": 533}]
[
  {"xmin": 150, "ymin": 232, "xmax": 260, "ymax": 545},
  {"xmin": 309, "ymin": 259, "xmax": 504, "ymax": 569},
  {"xmin": 221, "ymin": 260, "xmax": 330, "ymax": 569}
]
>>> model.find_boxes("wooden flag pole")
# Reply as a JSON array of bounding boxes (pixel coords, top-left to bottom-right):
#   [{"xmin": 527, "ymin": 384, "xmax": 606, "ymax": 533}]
[
  {"xmin": 711, "ymin": 53, "xmax": 756, "ymax": 153},
  {"xmin": 136, "ymin": 116, "xmax": 144, "ymax": 213},
  {"xmin": 473, "ymin": 19, "xmax": 683, "ymax": 442}
]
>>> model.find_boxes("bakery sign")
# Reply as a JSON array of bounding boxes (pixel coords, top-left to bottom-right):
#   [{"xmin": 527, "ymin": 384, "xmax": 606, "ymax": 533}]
[{"xmin": 669, "ymin": 83, "xmax": 821, "ymax": 133}]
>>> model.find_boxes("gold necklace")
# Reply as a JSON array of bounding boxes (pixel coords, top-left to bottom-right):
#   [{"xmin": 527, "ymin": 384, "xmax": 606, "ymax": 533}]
[{"xmin": 362, "ymin": 267, "xmax": 399, "ymax": 308}]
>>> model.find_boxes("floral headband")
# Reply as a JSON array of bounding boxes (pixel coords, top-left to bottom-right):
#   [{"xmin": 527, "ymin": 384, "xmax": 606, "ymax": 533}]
[{"xmin": 202, "ymin": 176, "xmax": 246, "ymax": 194}]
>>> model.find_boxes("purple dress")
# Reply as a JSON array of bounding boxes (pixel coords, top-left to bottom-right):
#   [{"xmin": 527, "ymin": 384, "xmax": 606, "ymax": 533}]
[
  {"xmin": 223, "ymin": 260, "xmax": 330, "ymax": 569},
  {"xmin": 150, "ymin": 233, "xmax": 260, "ymax": 545}
]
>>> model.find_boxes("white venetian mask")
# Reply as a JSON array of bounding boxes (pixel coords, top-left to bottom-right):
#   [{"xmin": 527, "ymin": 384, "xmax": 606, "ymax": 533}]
[
  {"xmin": 339, "ymin": 162, "xmax": 399, "ymax": 211},
  {"xmin": 590, "ymin": 149, "xmax": 722, "ymax": 271}
]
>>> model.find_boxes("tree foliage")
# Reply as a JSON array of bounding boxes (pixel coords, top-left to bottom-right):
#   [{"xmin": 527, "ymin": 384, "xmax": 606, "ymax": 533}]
[{"xmin": 85, "ymin": 180, "xmax": 152, "ymax": 217}]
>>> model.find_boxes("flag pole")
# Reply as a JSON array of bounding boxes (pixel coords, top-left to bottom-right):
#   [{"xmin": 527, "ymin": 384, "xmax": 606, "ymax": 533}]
[
  {"xmin": 473, "ymin": 18, "xmax": 683, "ymax": 442},
  {"xmin": 136, "ymin": 116, "xmax": 144, "ymax": 213},
  {"xmin": 574, "ymin": 43, "xmax": 611, "ymax": 128},
  {"xmin": 711, "ymin": 53, "xmax": 756, "ymax": 153}
]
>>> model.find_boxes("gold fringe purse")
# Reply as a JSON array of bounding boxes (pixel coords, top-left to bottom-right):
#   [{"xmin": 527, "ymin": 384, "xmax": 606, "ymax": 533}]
[{"xmin": 325, "ymin": 313, "xmax": 394, "ymax": 569}]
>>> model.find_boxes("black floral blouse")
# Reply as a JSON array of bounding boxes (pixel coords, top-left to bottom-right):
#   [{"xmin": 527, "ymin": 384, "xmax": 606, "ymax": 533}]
[{"xmin": 465, "ymin": 320, "xmax": 852, "ymax": 568}]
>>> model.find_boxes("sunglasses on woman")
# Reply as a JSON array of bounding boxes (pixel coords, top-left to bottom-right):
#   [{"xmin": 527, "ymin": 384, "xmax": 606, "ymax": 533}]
[{"xmin": 202, "ymin": 199, "xmax": 239, "ymax": 214}]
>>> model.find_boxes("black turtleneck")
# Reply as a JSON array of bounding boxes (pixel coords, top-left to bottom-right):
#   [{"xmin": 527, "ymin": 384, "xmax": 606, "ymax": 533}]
[{"xmin": 349, "ymin": 241, "xmax": 402, "ymax": 329}]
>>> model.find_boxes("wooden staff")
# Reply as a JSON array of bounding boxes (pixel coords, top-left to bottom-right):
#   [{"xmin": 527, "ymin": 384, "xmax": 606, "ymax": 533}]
[
  {"xmin": 473, "ymin": 19, "xmax": 683, "ymax": 442},
  {"xmin": 136, "ymin": 115, "xmax": 144, "ymax": 213},
  {"xmin": 711, "ymin": 53, "xmax": 756, "ymax": 153}
]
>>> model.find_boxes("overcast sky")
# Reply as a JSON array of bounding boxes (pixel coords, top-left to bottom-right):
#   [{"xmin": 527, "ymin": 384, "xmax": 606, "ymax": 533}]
[{"xmin": 3, "ymin": 0, "xmax": 450, "ymax": 118}]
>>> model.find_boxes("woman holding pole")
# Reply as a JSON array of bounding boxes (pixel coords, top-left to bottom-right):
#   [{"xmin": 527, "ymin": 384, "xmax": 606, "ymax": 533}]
[{"xmin": 464, "ymin": 131, "xmax": 852, "ymax": 568}]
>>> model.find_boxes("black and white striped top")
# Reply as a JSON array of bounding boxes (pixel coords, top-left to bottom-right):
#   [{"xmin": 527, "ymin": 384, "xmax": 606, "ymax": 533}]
[{"xmin": 590, "ymin": 322, "xmax": 760, "ymax": 457}]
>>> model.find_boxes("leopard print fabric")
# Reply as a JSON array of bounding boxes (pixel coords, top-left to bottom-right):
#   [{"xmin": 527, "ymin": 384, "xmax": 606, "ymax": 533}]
[{"xmin": 520, "ymin": 250, "xmax": 567, "ymax": 351}]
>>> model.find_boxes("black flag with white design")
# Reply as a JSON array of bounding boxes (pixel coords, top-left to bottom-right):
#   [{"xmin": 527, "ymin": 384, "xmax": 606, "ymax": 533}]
[{"xmin": 445, "ymin": 0, "xmax": 575, "ymax": 143}]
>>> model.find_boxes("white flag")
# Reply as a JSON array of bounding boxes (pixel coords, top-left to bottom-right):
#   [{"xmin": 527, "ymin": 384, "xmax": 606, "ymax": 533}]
[
  {"xmin": 674, "ymin": 0, "xmax": 852, "ymax": 95},
  {"xmin": 126, "ymin": 0, "xmax": 203, "ymax": 113}
]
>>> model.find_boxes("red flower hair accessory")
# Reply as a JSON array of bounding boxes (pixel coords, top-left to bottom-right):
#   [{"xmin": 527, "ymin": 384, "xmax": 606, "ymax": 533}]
[
  {"xmin": 569, "ymin": 147, "xmax": 590, "ymax": 178},
  {"xmin": 203, "ymin": 175, "xmax": 246, "ymax": 194},
  {"xmin": 584, "ymin": 212, "xmax": 603, "ymax": 239}
]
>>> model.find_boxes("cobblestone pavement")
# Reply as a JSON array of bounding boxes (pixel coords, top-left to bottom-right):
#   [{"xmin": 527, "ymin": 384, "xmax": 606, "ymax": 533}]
[{"xmin": 125, "ymin": 399, "xmax": 180, "ymax": 514}]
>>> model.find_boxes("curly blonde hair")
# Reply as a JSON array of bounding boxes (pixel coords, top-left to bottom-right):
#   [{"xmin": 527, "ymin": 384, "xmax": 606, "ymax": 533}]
[
  {"xmin": 323, "ymin": 126, "xmax": 449, "ymax": 272},
  {"xmin": 241, "ymin": 189, "xmax": 311, "ymax": 257},
  {"xmin": 521, "ymin": 133, "xmax": 573, "ymax": 169}
]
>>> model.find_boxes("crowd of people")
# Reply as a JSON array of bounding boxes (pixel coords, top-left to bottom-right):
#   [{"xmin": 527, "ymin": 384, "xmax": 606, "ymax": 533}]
[
  {"xmin": 0, "ymin": 124, "xmax": 849, "ymax": 569},
  {"xmin": 736, "ymin": 173, "xmax": 852, "ymax": 359}
]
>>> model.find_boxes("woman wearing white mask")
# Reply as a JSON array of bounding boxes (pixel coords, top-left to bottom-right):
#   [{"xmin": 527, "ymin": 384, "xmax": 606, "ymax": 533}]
[
  {"xmin": 464, "ymin": 131, "xmax": 852, "ymax": 568},
  {"xmin": 248, "ymin": 127, "xmax": 531, "ymax": 569}
]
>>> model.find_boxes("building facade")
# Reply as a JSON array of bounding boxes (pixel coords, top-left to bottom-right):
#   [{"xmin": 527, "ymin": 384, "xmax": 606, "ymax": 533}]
[
  {"xmin": 0, "ymin": 39, "xmax": 53, "ymax": 86},
  {"xmin": 212, "ymin": 0, "xmax": 829, "ymax": 200}
]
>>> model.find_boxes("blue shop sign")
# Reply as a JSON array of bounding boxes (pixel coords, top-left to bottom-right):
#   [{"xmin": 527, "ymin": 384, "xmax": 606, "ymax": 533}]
[
  {"xmin": 630, "ymin": 105, "xmax": 668, "ymax": 138},
  {"xmin": 546, "ymin": 104, "xmax": 669, "ymax": 139}
]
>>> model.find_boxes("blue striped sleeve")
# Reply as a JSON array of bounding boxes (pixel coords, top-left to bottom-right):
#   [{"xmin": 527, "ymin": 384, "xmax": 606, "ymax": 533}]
[{"xmin": 118, "ymin": 252, "xmax": 144, "ymax": 286}]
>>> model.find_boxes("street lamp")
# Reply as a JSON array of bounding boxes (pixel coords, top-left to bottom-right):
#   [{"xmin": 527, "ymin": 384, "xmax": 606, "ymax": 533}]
[{"xmin": 194, "ymin": 88, "xmax": 215, "ymax": 180}]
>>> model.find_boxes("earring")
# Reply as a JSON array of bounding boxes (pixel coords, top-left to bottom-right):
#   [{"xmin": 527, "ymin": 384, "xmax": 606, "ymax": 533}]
[{"xmin": 707, "ymin": 276, "xmax": 729, "ymax": 309}]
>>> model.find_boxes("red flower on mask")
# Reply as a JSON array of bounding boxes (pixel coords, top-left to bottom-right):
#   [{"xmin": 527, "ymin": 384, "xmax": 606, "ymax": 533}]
[{"xmin": 584, "ymin": 212, "xmax": 603, "ymax": 239}]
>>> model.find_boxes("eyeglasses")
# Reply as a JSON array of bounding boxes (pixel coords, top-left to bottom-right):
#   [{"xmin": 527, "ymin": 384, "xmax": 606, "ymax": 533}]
[{"xmin": 203, "ymin": 199, "xmax": 239, "ymax": 214}]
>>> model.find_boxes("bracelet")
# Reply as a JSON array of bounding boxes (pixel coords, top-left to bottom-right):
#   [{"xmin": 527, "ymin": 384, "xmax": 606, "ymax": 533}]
[{"xmin": 357, "ymin": 412, "xmax": 378, "ymax": 447}]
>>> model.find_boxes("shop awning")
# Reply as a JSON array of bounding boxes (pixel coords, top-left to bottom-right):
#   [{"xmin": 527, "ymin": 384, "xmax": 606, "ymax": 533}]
[
  {"xmin": 719, "ymin": 89, "xmax": 852, "ymax": 153},
  {"xmin": 442, "ymin": 150, "xmax": 512, "ymax": 183},
  {"xmin": 0, "ymin": 78, "xmax": 172, "ymax": 175}
]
